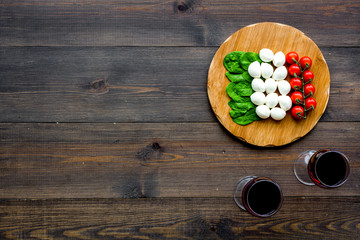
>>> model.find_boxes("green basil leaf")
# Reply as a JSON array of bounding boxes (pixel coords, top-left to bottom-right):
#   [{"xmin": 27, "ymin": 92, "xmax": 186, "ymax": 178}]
[
  {"xmin": 235, "ymin": 88, "xmax": 253, "ymax": 97},
  {"xmin": 226, "ymin": 81, "xmax": 254, "ymax": 100},
  {"xmin": 241, "ymin": 71, "xmax": 253, "ymax": 83},
  {"xmin": 232, "ymin": 108, "xmax": 261, "ymax": 126},
  {"xmin": 228, "ymin": 99, "xmax": 254, "ymax": 110},
  {"xmin": 229, "ymin": 101, "xmax": 255, "ymax": 119},
  {"xmin": 226, "ymin": 71, "xmax": 253, "ymax": 84},
  {"xmin": 226, "ymin": 82, "xmax": 241, "ymax": 101},
  {"xmin": 230, "ymin": 109, "xmax": 246, "ymax": 119},
  {"xmin": 234, "ymin": 81, "xmax": 253, "ymax": 97},
  {"xmin": 225, "ymin": 72, "xmax": 243, "ymax": 83},
  {"xmin": 239, "ymin": 52, "xmax": 262, "ymax": 70},
  {"xmin": 223, "ymin": 51, "xmax": 245, "ymax": 73},
  {"xmin": 228, "ymin": 97, "xmax": 252, "ymax": 105}
]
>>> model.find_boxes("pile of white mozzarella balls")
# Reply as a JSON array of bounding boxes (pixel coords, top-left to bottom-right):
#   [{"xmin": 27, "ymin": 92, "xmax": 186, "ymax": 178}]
[{"xmin": 249, "ymin": 49, "xmax": 292, "ymax": 121}]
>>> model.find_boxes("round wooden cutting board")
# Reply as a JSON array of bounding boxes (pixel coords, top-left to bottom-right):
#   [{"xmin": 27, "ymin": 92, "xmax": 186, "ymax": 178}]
[{"xmin": 207, "ymin": 22, "xmax": 330, "ymax": 147}]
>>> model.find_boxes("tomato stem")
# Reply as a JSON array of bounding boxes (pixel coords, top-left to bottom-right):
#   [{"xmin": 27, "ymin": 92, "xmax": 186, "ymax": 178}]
[
  {"xmin": 305, "ymin": 105, "xmax": 315, "ymax": 112},
  {"xmin": 293, "ymin": 58, "xmax": 300, "ymax": 65},
  {"xmin": 297, "ymin": 112, "xmax": 306, "ymax": 119},
  {"xmin": 305, "ymin": 92, "xmax": 313, "ymax": 98},
  {"xmin": 304, "ymin": 79, "xmax": 312, "ymax": 85},
  {"xmin": 296, "ymin": 99, "xmax": 304, "ymax": 105}
]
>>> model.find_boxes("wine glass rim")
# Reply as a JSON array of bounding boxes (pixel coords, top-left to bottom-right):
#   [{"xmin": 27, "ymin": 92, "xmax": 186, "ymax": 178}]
[
  {"xmin": 313, "ymin": 150, "xmax": 351, "ymax": 188},
  {"xmin": 245, "ymin": 178, "xmax": 283, "ymax": 217}
]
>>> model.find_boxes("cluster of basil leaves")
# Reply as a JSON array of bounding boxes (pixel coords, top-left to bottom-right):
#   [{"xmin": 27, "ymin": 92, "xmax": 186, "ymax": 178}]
[{"xmin": 223, "ymin": 51, "xmax": 263, "ymax": 125}]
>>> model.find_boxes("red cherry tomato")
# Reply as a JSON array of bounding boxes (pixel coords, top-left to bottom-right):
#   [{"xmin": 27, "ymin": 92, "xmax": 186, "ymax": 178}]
[
  {"xmin": 291, "ymin": 91, "xmax": 304, "ymax": 105},
  {"xmin": 305, "ymin": 97, "xmax": 317, "ymax": 110},
  {"xmin": 304, "ymin": 83, "xmax": 315, "ymax": 96},
  {"xmin": 288, "ymin": 64, "xmax": 301, "ymax": 77},
  {"xmin": 290, "ymin": 77, "xmax": 303, "ymax": 90},
  {"xmin": 303, "ymin": 70, "xmax": 314, "ymax": 82},
  {"xmin": 291, "ymin": 106, "xmax": 305, "ymax": 120},
  {"xmin": 286, "ymin": 52, "xmax": 299, "ymax": 65},
  {"xmin": 299, "ymin": 56, "xmax": 312, "ymax": 70}
]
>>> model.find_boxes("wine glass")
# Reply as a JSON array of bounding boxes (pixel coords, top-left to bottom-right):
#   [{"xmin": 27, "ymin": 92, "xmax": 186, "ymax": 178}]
[
  {"xmin": 294, "ymin": 149, "xmax": 350, "ymax": 188},
  {"xmin": 234, "ymin": 176, "xmax": 283, "ymax": 217}
]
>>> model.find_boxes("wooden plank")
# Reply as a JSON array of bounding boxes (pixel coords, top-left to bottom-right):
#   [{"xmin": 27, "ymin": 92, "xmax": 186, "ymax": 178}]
[
  {"xmin": 0, "ymin": 47, "xmax": 359, "ymax": 122},
  {"xmin": 0, "ymin": 197, "xmax": 359, "ymax": 239},
  {"xmin": 0, "ymin": 0, "xmax": 359, "ymax": 47},
  {"xmin": 0, "ymin": 122, "xmax": 359, "ymax": 198}
]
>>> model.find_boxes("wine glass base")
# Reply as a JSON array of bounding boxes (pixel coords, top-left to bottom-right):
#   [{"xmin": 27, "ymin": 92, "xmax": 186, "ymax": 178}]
[{"xmin": 294, "ymin": 150, "xmax": 316, "ymax": 186}]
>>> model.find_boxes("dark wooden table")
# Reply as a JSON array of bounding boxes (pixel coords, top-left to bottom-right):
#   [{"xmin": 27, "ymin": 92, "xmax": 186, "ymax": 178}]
[{"xmin": 1, "ymin": 1, "xmax": 359, "ymax": 239}]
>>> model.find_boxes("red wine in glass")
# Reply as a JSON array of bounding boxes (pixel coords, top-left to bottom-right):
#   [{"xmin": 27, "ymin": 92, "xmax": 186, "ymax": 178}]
[
  {"xmin": 294, "ymin": 149, "xmax": 350, "ymax": 187},
  {"xmin": 308, "ymin": 150, "xmax": 350, "ymax": 187},
  {"xmin": 234, "ymin": 176, "xmax": 283, "ymax": 217}
]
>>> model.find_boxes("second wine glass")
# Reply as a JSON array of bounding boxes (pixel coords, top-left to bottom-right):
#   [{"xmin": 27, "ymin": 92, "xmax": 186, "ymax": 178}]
[{"xmin": 294, "ymin": 149, "xmax": 350, "ymax": 188}]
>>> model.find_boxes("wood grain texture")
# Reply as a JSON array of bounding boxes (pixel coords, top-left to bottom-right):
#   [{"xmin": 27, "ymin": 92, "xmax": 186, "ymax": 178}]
[
  {"xmin": 0, "ymin": 197, "xmax": 359, "ymax": 240},
  {"xmin": 0, "ymin": 47, "xmax": 358, "ymax": 123},
  {"xmin": 0, "ymin": 0, "xmax": 359, "ymax": 47},
  {"xmin": 1, "ymin": 122, "xmax": 359, "ymax": 198},
  {"xmin": 0, "ymin": 0, "xmax": 359, "ymax": 238},
  {"xmin": 208, "ymin": 22, "xmax": 330, "ymax": 146}
]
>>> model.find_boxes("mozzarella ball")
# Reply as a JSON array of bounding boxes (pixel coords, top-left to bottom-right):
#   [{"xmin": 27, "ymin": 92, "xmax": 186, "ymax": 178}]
[
  {"xmin": 251, "ymin": 78, "xmax": 265, "ymax": 92},
  {"xmin": 256, "ymin": 105, "xmax": 271, "ymax": 119},
  {"xmin": 272, "ymin": 66, "xmax": 288, "ymax": 80},
  {"xmin": 278, "ymin": 95, "xmax": 292, "ymax": 111},
  {"xmin": 270, "ymin": 107, "xmax": 286, "ymax": 120},
  {"xmin": 272, "ymin": 51, "xmax": 286, "ymax": 67},
  {"xmin": 261, "ymin": 62, "xmax": 274, "ymax": 79},
  {"xmin": 265, "ymin": 92, "xmax": 279, "ymax": 108},
  {"xmin": 248, "ymin": 61, "xmax": 261, "ymax": 78},
  {"xmin": 250, "ymin": 92, "xmax": 266, "ymax": 106},
  {"xmin": 259, "ymin": 48, "xmax": 274, "ymax": 62},
  {"xmin": 265, "ymin": 78, "xmax": 277, "ymax": 94},
  {"xmin": 278, "ymin": 80, "xmax": 291, "ymax": 95}
]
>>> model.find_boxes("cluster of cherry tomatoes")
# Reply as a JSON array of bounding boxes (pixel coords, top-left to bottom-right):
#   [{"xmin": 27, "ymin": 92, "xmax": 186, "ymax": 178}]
[{"xmin": 285, "ymin": 52, "xmax": 317, "ymax": 120}]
